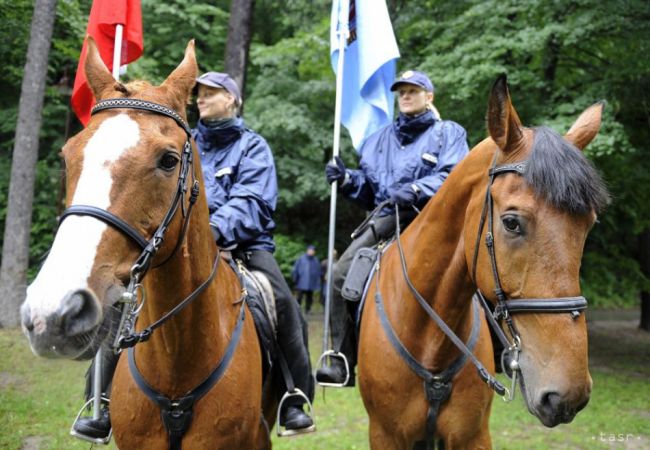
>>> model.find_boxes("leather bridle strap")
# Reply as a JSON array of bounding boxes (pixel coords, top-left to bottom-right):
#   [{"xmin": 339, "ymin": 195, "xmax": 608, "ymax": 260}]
[
  {"xmin": 60, "ymin": 205, "xmax": 149, "ymax": 249},
  {"xmin": 393, "ymin": 205, "xmax": 507, "ymax": 396},
  {"xmin": 91, "ymin": 98, "xmax": 192, "ymax": 135}
]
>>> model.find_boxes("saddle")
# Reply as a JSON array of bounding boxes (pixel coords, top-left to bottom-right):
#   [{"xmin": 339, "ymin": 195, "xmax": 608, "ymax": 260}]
[{"xmin": 231, "ymin": 260, "xmax": 278, "ymax": 376}]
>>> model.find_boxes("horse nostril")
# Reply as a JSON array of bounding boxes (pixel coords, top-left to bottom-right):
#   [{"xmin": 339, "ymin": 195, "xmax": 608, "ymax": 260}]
[
  {"xmin": 540, "ymin": 391, "xmax": 562, "ymax": 413},
  {"xmin": 60, "ymin": 289, "xmax": 101, "ymax": 337}
]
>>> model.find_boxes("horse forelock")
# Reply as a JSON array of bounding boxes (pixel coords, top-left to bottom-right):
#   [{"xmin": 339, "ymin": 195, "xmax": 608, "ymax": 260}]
[{"xmin": 525, "ymin": 127, "xmax": 610, "ymax": 215}]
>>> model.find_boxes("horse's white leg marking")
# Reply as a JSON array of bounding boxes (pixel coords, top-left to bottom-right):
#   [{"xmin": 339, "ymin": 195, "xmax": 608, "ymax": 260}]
[{"xmin": 24, "ymin": 114, "xmax": 140, "ymax": 322}]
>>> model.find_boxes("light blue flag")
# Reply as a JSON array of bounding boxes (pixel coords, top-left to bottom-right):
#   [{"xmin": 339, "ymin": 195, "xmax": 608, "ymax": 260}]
[{"xmin": 330, "ymin": 0, "xmax": 400, "ymax": 150}]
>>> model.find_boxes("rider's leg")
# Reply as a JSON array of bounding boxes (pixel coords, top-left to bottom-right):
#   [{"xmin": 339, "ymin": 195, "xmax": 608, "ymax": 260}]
[
  {"xmin": 316, "ymin": 214, "xmax": 398, "ymax": 385},
  {"xmin": 244, "ymin": 250, "xmax": 314, "ymax": 431},
  {"xmin": 72, "ymin": 347, "xmax": 120, "ymax": 440}
]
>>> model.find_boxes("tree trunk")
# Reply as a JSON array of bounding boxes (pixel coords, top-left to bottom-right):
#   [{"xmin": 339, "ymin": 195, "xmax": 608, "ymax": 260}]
[
  {"xmin": 0, "ymin": 0, "xmax": 58, "ymax": 328},
  {"xmin": 224, "ymin": 0, "xmax": 255, "ymax": 99},
  {"xmin": 639, "ymin": 229, "xmax": 650, "ymax": 331}
]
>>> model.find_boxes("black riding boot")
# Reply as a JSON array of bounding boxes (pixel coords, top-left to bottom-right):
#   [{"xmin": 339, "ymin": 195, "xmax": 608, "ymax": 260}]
[
  {"xmin": 72, "ymin": 349, "xmax": 119, "ymax": 441},
  {"xmin": 240, "ymin": 249, "xmax": 315, "ymax": 432}
]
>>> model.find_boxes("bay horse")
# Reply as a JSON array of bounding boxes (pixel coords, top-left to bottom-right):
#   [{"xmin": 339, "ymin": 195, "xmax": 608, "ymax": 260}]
[
  {"xmin": 20, "ymin": 38, "xmax": 274, "ymax": 449},
  {"xmin": 358, "ymin": 75, "xmax": 609, "ymax": 449}
]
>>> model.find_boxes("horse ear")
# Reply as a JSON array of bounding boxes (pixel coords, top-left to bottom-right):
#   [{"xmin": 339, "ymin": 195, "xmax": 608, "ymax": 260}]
[
  {"xmin": 564, "ymin": 102, "xmax": 605, "ymax": 151},
  {"xmin": 161, "ymin": 40, "xmax": 198, "ymax": 107},
  {"xmin": 84, "ymin": 36, "xmax": 121, "ymax": 100},
  {"xmin": 487, "ymin": 74, "xmax": 524, "ymax": 153}
]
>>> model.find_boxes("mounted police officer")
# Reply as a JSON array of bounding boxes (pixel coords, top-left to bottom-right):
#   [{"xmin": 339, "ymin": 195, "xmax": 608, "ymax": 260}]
[
  {"xmin": 316, "ymin": 70, "xmax": 470, "ymax": 386},
  {"xmin": 73, "ymin": 72, "xmax": 315, "ymax": 440},
  {"xmin": 193, "ymin": 72, "xmax": 314, "ymax": 431}
]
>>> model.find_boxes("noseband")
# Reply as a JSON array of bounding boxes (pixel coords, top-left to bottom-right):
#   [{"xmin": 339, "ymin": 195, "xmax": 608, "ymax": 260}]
[
  {"xmin": 472, "ymin": 157, "xmax": 588, "ymax": 399},
  {"xmin": 58, "ymin": 98, "xmax": 215, "ymax": 350}
]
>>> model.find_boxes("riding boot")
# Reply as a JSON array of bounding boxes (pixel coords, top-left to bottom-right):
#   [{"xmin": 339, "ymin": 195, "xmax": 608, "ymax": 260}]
[
  {"xmin": 240, "ymin": 249, "xmax": 315, "ymax": 431},
  {"xmin": 72, "ymin": 348, "xmax": 119, "ymax": 440}
]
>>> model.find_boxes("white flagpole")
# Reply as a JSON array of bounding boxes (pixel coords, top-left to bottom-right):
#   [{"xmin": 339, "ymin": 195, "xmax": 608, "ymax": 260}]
[
  {"xmin": 322, "ymin": 0, "xmax": 349, "ymax": 357},
  {"xmin": 92, "ymin": 23, "xmax": 123, "ymax": 422}
]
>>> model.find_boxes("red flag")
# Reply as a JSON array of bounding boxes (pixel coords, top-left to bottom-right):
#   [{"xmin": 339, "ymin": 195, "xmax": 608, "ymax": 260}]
[{"xmin": 71, "ymin": 0, "xmax": 143, "ymax": 125}]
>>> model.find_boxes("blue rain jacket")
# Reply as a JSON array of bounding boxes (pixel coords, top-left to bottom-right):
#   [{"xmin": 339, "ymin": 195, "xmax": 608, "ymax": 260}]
[
  {"xmin": 340, "ymin": 110, "xmax": 469, "ymax": 214},
  {"xmin": 292, "ymin": 254, "xmax": 322, "ymax": 292},
  {"xmin": 193, "ymin": 118, "xmax": 277, "ymax": 252}
]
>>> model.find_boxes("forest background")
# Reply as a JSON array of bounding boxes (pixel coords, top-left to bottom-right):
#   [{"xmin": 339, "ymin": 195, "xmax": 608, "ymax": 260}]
[{"xmin": 1, "ymin": 0, "xmax": 649, "ymax": 316}]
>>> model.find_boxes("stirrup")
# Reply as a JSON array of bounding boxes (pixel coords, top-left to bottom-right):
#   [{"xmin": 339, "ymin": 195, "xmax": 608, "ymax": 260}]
[
  {"xmin": 276, "ymin": 388, "xmax": 316, "ymax": 437},
  {"xmin": 69, "ymin": 396, "xmax": 112, "ymax": 445},
  {"xmin": 315, "ymin": 350, "xmax": 350, "ymax": 387}
]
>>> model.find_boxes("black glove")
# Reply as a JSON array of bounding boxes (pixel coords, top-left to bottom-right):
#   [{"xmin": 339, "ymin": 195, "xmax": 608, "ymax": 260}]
[
  {"xmin": 325, "ymin": 156, "xmax": 347, "ymax": 184},
  {"xmin": 390, "ymin": 184, "xmax": 420, "ymax": 207},
  {"xmin": 210, "ymin": 225, "xmax": 220, "ymax": 243}
]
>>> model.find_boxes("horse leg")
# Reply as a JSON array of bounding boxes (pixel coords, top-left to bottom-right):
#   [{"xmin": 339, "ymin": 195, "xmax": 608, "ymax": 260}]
[
  {"xmin": 440, "ymin": 416, "xmax": 492, "ymax": 450},
  {"xmin": 369, "ymin": 418, "xmax": 409, "ymax": 450},
  {"xmin": 254, "ymin": 415, "xmax": 272, "ymax": 450}
]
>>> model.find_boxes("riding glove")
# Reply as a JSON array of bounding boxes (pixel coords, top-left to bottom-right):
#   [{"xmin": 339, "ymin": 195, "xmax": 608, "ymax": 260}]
[
  {"xmin": 325, "ymin": 156, "xmax": 349, "ymax": 185},
  {"xmin": 390, "ymin": 183, "xmax": 420, "ymax": 207},
  {"xmin": 210, "ymin": 225, "xmax": 220, "ymax": 242}
]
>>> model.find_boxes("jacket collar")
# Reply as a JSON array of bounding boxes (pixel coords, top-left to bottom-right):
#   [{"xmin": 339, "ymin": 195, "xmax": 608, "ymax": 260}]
[
  {"xmin": 196, "ymin": 117, "xmax": 245, "ymax": 148},
  {"xmin": 393, "ymin": 110, "xmax": 435, "ymax": 145}
]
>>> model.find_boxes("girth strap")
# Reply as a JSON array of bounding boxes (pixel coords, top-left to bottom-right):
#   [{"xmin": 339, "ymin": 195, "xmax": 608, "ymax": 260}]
[
  {"xmin": 60, "ymin": 205, "xmax": 149, "ymax": 249},
  {"xmin": 127, "ymin": 301, "xmax": 246, "ymax": 450},
  {"xmin": 375, "ymin": 292, "xmax": 481, "ymax": 448}
]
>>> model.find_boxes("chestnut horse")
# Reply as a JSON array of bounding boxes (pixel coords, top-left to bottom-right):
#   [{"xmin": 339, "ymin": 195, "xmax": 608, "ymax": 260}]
[
  {"xmin": 358, "ymin": 76, "xmax": 609, "ymax": 449},
  {"xmin": 21, "ymin": 39, "xmax": 273, "ymax": 449}
]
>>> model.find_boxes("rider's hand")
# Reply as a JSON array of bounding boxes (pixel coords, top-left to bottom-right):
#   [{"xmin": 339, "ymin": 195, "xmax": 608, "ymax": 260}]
[
  {"xmin": 325, "ymin": 156, "xmax": 348, "ymax": 185},
  {"xmin": 390, "ymin": 184, "xmax": 420, "ymax": 207},
  {"xmin": 210, "ymin": 225, "xmax": 220, "ymax": 243}
]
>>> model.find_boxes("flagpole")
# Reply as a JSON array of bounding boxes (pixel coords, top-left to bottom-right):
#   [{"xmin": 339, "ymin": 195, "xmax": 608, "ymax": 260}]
[
  {"xmin": 322, "ymin": 1, "xmax": 349, "ymax": 357},
  {"xmin": 92, "ymin": 23, "xmax": 123, "ymax": 422}
]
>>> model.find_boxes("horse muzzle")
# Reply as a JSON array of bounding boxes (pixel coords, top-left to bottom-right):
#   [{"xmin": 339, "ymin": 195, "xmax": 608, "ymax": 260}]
[
  {"xmin": 532, "ymin": 389, "xmax": 590, "ymax": 427},
  {"xmin": 21, "ymin": 288, "xmax": 104, "ymax": 359}
]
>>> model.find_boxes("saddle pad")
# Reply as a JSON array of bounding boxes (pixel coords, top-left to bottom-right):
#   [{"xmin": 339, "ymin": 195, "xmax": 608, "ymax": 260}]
[
  {"xmin": 236, "ymin": 263, "xmax": 278, "ymax": 374},
  {"xmin": 342, "ymin": 247, "xmax": 379, "ymax": 302}
]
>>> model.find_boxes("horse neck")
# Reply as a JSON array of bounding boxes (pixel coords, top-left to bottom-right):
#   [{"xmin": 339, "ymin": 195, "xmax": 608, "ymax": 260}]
[
  {"xmin": 385, "ymin": 143, "xmax": 494, "ymax": 369},
  {"xmin": 134, "ymin": 191, "xmax": 240, "ymax": 396}
]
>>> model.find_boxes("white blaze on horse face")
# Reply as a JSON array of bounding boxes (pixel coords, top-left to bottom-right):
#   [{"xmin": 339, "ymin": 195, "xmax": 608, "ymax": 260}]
[{"xmin": 25, "ymin": 114, "xmax": 140, "ymax": 319}]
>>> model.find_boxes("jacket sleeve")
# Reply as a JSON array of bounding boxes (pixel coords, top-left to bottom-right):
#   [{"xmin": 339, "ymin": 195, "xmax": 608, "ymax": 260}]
[
  {"xmin": 209, "ymin": 134, "xmax": 277, "ymax": 248},
  {"xmin": 413, "ymin": 122, "xmax": 469, "ymax": 200}
]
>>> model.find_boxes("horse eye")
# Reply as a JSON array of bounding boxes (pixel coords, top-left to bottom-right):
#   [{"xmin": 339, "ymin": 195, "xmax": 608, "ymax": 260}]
[
  {"xmin": 159, "ymin": 152, "xmax": 180, "ymax": 171},
  {"xmin": 502, "ymin": 215, "xmax": 522, "ymax": 234}
]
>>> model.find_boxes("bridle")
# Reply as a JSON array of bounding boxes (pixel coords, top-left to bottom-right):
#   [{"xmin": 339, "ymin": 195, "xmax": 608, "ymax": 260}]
[
  {"xmin": 471, "ymin": 156, "xmax": 588, "ymax": 399},
  {"xmin": 58, "ymin": 98, "xmax": 215, "ymax": 350}
]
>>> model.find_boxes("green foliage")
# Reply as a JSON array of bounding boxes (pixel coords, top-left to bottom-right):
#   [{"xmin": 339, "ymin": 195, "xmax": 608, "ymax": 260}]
[
  {"xmin": 2, "ymin": 0, "xmax": 649, "ymax": 306},
  {"xmin": 273, "ymin": 233, "xmax": 309, "ymax": 282}
]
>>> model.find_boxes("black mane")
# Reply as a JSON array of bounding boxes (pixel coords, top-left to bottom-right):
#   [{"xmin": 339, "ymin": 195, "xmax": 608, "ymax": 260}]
[{"xmin": 525, "ymin": 126, "xmax": 610, "ymax": 214}]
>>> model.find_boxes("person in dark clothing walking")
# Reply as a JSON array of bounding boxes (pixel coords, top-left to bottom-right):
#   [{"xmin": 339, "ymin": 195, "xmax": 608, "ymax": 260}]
[
  {"xmin": 292, "ymin": 245, "xmax": 321, "ymax": 314},
  {"xmin": 316, "ymin": 70, "xmax": 469, "ymax": 386}
]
